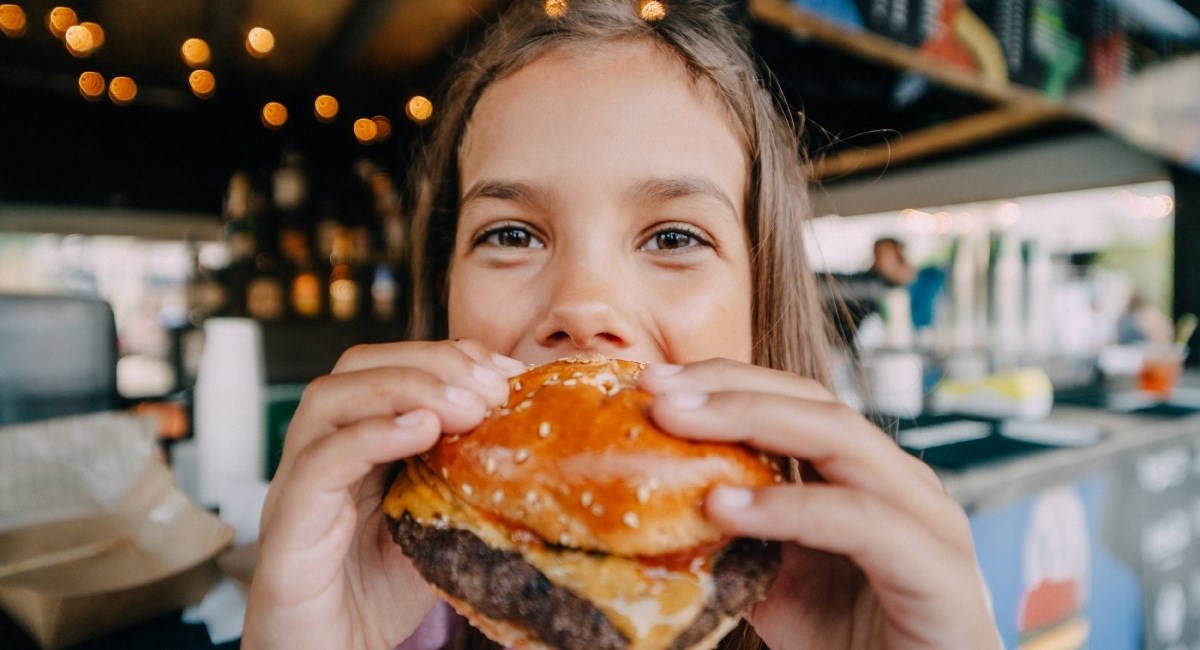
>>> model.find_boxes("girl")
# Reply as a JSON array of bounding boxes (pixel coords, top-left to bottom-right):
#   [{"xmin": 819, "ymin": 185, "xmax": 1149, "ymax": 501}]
[{"xmin": 244, "ymin": 1, "xmax": 1000, "ymax": 648}]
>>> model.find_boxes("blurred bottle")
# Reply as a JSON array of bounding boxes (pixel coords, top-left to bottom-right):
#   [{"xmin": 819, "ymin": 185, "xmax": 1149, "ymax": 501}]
[
  {"xmin": 279, "ymin": 227, "xmax": 323, "ymax": 319},
  {"xmin": 246, "ymin": 251, "xmax": 285, "ymax": 321},
  {"xmin": 328, "ymin": 227, "xmax": 360, "ymax": 322}
]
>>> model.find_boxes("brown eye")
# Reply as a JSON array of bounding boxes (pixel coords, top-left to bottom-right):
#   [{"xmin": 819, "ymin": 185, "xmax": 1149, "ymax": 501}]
[
  {"xmin": 642, "ymin": 226, "xmax": 710, "ymax": 252},
  {"xmin": 477, "ymin": 224, "xmax": 543, "ymax": 249},
  {"xmin": 654, "ymin": 230, "xmax": 693, "ymax": 250}
]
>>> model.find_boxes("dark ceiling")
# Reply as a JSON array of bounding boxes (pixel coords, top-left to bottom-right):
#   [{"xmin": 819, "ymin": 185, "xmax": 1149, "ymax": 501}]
[{"xmin": 0, "ymin": 0, "xmax": 1118, "ymax": 215}]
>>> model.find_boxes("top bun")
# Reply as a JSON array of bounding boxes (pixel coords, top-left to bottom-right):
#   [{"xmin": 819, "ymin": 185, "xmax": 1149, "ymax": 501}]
[{"xmin": 422, "ymin": 357, "xmax": 782, "ymax": 557}]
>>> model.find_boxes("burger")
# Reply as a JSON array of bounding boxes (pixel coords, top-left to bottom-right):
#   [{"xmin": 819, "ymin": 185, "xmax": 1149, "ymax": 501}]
[{"xmin": 383, "ymin": 357, "xmax": 783, "ymax": 650}]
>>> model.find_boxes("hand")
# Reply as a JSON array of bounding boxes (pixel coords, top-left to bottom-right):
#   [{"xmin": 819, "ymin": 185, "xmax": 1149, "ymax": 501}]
[
  {"xmin": 639, "ymin": 359, "xmax": 1001, "ymax": 650},
  {"xmin": 243, "ymin": 340, "xmax": 524, "ymax": 650}
]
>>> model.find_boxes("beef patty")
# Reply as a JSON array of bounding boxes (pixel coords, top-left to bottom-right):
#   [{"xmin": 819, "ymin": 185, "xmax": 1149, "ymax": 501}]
[{"xmin": 389, "ymin": 512, "xmax": 780, "ymax": 650}]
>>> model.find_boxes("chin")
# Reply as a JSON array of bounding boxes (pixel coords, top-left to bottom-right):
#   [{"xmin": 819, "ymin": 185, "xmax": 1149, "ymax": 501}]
[{"xmin": 383, "ymin": 356, "xmax": 782, "ymax": 650}]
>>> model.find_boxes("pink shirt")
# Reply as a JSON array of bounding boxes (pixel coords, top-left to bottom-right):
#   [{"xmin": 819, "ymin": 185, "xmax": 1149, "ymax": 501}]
[{"xmin": 394, "ymin": 601, "xmax": 464, "ymax": 650}]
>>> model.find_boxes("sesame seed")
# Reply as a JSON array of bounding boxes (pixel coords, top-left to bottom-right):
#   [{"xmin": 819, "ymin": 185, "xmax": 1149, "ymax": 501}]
[
  {"xmin": 517, "ymin": 399, "xmax": 533, "ymax": 411},
  {"xmin": 623, "ymin": 512, "xmax": 640, "ymax": 528},
  {"xmin": 441, "ymin": 467, "xmax": 449, "ymax": 480},
  {"xmin": 559, "ymin": 533, "xmax": 570, "ymax": 546},
  {"xmin": 563, "ymin": 378, "xmax": 578, "ymax": 386},
  {"xmin": 462, "ymin": 483, "xmax": 474, "ymax": 497},
  {"xmin": 572, "ymin": 371, "xmax": 584, "ymax": 378},
  {"xmin": 538, "ymin": 422, "xmax": 551, "ymax": 438},
  {"xmin": 636, "ymin": 484, "xmax": 651, "ymax": 504},
  {"xmin": 525, "ymin": 490, "xmax": 539, "ymax": 505},
  {"xmin": 590, "ymin": 504, "xmax": 605, "ymax": 517},
  {"xmin": 513, "ymin": 380, "xmax": 523, "ymax": 392},
  {"xmin": 580, "ymin": 491, "xmax": 593, "ymax": 508},
  {"xmin": 515, "ymin": 449, "xmax": 529, "ymax": 463},
  {"xmin": 492, "ymin": 489, "xmax": 505, "ymax": 504},
  {"xmin": 774, "ymin": 474, "xmax": 784, "ymax": 484},
  {"xmin": 628, "ymin": 425, "xmax": 641, "ymax": 440},
  {"xmin": 447, "ymin": 435, "xmax": 460, "ymax": 444},
  {"xmin": 545, "ymin": 374, "xmax": 560, "ymax": 385},
  {"xmin": 485, "ymin": 457, "xmax": 497, "ymax": 475},
  {"xmin": 500, "ymin": 408, "xmax": 512, "ymax": 417}
]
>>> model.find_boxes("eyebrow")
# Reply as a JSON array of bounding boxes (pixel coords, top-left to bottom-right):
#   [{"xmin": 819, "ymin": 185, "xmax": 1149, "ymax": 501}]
[
  {"xmin": 460, "ymin": 179, "xmax": 554, "ymax": 210},
  {"xmin": 459, "ymin": 175, "xmax": 741, "ymax": 222},
  {"xmin": 628, "ymin": 176, "xmax": 740, "ymax": 223}
]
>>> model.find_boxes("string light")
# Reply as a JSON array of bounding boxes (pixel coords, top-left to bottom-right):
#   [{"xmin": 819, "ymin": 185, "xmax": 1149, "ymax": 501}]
[
  {"xmin": 371, "ymin": 116, "xmax": 392, "ymax": 142},
  {"xmin": 81, "ymin": 21, "xmax": 103, "ymax": 48},
  {"xmin": 189, "ymin": 70, "xmax": 216, "ymax": 99},
  {"xmin": 314, "ymin": 95, "xmax": 339, "ymax": 122},
  {"xmin": 544, "ymin": 0, "xmax": 568, "ymax": 17},
  {"xmin": 262, "ymin": 102, "xmax": 288, "ymax": 128},
  {"xmin": 46, "ymin": 6, "xmax": 75, "ymax": 38},
  {"xmin": 64, "ymin": 24, "xmax": 94, "ymax": 57},
  {"xmin": 405, "ymin": 95, "xmax": 433, "ymax": 124},
  {"xmin": 639, "ymin": 0, "xmax": 667, "ymax": 21},
  {"xmin": 78, "ymin": 71, "xmax": 104, "ymax": 101},
  {"xmin": 353, "ymin": 118, "xmax": 378, "ymax": 144},
  {"xmin": 181, "ymin": 38, "xmax": 211, "ymax": 68},
  {"xmin": 108, "ymin": 76, "xmax": 137, "ymax": 105},
  {"xmin": 245, "ymin": 27, "xmax": 274, "ymax": 57},
  {"xmin": 0, "ymin": 4, "xmax": 27, "ymax": 38}
]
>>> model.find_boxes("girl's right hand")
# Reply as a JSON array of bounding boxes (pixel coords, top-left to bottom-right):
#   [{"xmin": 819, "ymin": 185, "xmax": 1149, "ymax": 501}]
[{"xmin": 242, "ymin": 339, "xmax": 525, "ymax": 650}]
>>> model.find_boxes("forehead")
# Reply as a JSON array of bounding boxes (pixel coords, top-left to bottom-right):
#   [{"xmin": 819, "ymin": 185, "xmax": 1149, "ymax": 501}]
[{"xmin": 459, "ymin": 38, "xmax": 747, "ymax": 192}]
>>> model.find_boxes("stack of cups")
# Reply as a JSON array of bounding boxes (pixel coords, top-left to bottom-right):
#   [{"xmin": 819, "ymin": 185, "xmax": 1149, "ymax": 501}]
[{"xmin": 193, "ymin": 318, "xmax": 266, "ymax": 509}]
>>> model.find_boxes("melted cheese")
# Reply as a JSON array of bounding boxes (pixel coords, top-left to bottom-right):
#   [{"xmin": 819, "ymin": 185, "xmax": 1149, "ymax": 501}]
[{"xmin": 384, "ymin": 463, "xmax": 715, "ymax": 649}]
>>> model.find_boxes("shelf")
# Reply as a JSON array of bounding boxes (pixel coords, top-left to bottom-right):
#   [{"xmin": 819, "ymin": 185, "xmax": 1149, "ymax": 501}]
[{"xmin": 748, "ymin": 0, "xmax": 1087, "ymax": 180}]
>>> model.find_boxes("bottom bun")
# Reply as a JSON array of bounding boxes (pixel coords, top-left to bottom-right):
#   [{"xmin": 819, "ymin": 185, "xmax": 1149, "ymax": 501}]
[{"xmin": 439, "ymin": 587, "xmax": 744, "ymax": 650}]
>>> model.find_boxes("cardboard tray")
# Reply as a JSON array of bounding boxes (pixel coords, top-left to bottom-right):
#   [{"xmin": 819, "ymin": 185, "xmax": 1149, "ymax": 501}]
[{"xmin": 0, "ymin": 415, "xmax": 234, "ymax": 649}]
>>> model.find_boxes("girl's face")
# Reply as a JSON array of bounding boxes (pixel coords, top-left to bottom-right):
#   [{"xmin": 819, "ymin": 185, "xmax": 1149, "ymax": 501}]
[{"xmin": 448, "ymin": 40, "xmax": 752, "ymax": 366}]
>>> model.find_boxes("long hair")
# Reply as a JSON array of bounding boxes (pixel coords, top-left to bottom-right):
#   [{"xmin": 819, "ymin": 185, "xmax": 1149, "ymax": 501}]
[{"xmin": 405, "ymin": 1, "xmax": 834, "ymax": 647}]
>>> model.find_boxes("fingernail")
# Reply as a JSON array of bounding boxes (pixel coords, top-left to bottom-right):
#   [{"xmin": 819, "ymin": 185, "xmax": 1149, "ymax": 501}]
[
  {"xmin": 710, "ymin": 486, "xmax": 754, "ymax": 511},
  {"xmin": 645, "ymin": 363, "xmax": 683, "ymax": 377},
  {"xmin": 445, "ymin": 385, "xmax": 479, "ymax": 407},
  {"xmin": 395, "ymin": 410, "xmax": 431, "ymax": 428},
  {"xmin": 491, "ymin": 353, "xmax": 527, "ymax": 376},
  {"xmin": 473, "ymin": 364, "xmax": 505, "ymax": 387},
  {"xmin": 665, "ymin": 391, "xmax": 709, "ymax": 409}
]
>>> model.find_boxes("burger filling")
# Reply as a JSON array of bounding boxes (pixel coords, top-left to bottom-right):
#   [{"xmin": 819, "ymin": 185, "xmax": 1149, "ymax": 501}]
[{"xmin": 384, "ymin": 461, "xmax": 780, "ymax": 650}]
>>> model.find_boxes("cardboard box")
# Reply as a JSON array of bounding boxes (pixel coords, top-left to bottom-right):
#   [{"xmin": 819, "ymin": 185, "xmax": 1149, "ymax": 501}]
[{"xmin": 0, "ymin": 413, "xmax": 234, "ymax": 649}]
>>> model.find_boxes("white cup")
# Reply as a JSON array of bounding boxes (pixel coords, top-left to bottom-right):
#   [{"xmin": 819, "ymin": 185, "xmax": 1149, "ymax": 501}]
[{"xmin": 193, "ymin": 318, "xmax": 266, "ymax": 508}]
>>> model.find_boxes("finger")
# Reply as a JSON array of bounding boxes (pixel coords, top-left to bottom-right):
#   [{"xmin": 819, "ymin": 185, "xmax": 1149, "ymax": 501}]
[
  {"xmin": 285, "ymin": 365, "xmax": 498, "ymax": 456},
  {"xmin": 333, "ymin": 339, "xmax": 525, "ymax": 380},
  {"xmin": 639, "ymin": 357, "xmax": 835, "ymax": 403},
  {"xmin": 651, "ymin": 389, "xmax": 944, "ymax": 500},
  {"xmin": 264, "ymin": 410, "xmax": 441, "ymax": 555},
  {"xmin": 705, "ymin": 483, "xmax": 977, "ymax": 591}
]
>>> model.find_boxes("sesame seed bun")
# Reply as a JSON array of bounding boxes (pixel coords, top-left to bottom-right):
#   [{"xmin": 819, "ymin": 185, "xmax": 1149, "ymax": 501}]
[{"xmin": 425, "ymin": 357, "xmax": 782, "ymax": 556}]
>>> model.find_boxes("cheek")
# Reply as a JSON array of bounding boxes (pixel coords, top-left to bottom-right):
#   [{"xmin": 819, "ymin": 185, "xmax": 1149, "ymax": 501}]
[
  {"xmin": 446, "ymin": 266, "xmax": 524, "ymax": 345},
  {"xmin": 655, "ymin": 270, "xmax": 753, "ymax": 363}
]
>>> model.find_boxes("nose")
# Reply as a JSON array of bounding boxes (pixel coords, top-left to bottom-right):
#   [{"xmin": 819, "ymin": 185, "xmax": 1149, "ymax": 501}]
[{"xmin": 533, "ymin": 255, "xmax": 636, "ymax": 356}]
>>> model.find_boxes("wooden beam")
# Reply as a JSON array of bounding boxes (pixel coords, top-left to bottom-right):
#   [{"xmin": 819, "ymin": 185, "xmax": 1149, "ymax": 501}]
[{"xmin": 809, "ymin": 103, "xmax": 1074, "ymax": 180}]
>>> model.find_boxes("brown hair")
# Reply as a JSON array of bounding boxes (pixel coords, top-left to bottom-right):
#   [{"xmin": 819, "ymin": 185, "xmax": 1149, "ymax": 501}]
[{"xmin": 406, "ymin": 0, "xmax": 833, "ymax": 647}]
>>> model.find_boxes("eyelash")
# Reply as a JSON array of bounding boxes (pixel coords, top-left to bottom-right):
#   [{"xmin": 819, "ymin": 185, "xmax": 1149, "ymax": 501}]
[
  {"xmin": 641, "ymin": 224, "xmax": 713, "ymax": 252},
  {"xmin": 473, "ymin": 222, "xmax": 544, "ymax": 249}
]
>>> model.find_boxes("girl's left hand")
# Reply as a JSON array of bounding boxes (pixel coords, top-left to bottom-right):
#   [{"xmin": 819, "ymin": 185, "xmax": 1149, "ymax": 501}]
[{"xmin": 638, "ymin": 359, "xmax": 1001, "ymax": 650}]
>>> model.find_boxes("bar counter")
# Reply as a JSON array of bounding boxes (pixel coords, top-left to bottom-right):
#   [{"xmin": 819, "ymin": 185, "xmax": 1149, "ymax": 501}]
[{"xmin": 936, "ymin": 372, "xmax": 1200, "ymax": 649}]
